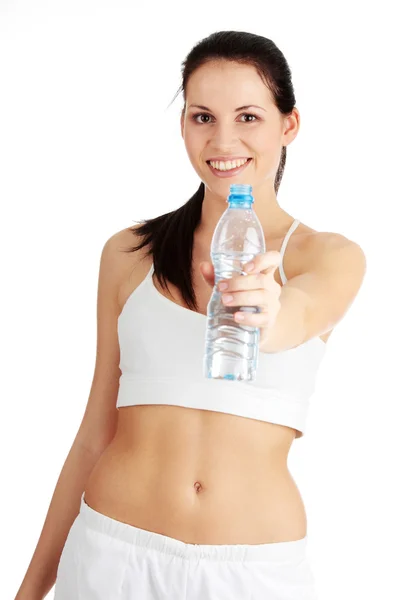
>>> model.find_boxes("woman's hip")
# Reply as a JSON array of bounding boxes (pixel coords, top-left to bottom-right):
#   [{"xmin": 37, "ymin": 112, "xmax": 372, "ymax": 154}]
[{"xmin": 54, "ymin": 492, "xmax": 318, "ymax": 600}]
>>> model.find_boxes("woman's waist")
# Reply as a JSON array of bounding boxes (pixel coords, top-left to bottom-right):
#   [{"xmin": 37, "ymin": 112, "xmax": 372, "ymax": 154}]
[
  {"xmin": 84, "ymin": 439, "xmax": 307, "ymax": 544},
  {"xmin": 115, "ymin": 404, "xmax": 297, "ymax": 454}
]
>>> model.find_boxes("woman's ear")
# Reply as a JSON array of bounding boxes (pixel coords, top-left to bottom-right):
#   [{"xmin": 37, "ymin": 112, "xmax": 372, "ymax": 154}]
[{"xmin": 180, "ymin": 111, "xmax": 184, "ymax": 139}]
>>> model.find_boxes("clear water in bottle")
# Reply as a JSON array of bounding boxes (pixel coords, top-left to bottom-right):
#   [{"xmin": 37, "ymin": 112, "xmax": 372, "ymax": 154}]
[{"xmin": 203, "ymin": 184, "xmax": 266, "ymax": 381}]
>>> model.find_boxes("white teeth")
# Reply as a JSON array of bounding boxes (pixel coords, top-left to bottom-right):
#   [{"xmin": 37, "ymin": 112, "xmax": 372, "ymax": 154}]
[{"xmin": 209, "ymin": 158, "xmax": 249, "ymax": 171}]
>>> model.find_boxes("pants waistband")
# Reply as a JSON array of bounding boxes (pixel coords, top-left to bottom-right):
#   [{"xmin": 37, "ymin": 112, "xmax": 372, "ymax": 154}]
[{"xmin": 79, "ymin": 493, "xmax": 308, "ymax": 562}]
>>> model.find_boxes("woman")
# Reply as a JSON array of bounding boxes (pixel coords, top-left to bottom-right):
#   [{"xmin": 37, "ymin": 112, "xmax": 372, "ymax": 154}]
[{"xmin": 15, "ymin": 31, "xmax": 366, "ymax": 600}]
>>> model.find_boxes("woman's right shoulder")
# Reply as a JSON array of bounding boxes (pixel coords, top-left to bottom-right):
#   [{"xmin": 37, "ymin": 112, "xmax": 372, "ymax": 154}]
[
  {"xmin": 100, "ymin": 225, "xmax": 153, "ymax": 313},
  {"xmin": 101, "ymin": 224, "xmax": 147, "ymax": 267}
]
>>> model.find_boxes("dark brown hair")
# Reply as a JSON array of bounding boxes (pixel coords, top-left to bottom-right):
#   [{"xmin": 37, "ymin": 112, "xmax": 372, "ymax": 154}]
[{"xmin": 123, "ymin": 31, "xmax": 296, "ymax": 311}]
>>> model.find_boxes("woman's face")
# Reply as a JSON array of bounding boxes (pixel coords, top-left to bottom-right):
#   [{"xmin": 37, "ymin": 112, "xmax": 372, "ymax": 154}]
[{"xmin": 181, "ymin": 60, "xmax": 298, "ymax": 197}]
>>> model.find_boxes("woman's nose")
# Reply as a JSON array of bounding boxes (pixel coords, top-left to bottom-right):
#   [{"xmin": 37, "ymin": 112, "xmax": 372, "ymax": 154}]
[{"xmin": 210, "ymin": 123, "xmax": 239, "ymax": 148}]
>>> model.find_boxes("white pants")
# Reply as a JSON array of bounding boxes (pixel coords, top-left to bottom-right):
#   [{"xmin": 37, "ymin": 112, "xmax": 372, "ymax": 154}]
[{"xmin": 54, "ymin": 492, "xmax": 318, "ymax": 599}]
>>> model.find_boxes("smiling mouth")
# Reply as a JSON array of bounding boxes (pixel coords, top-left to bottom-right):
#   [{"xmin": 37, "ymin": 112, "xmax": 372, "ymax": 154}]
[{"xmin": 206, "ymin": 158, "xmax": 252, "ymax": 174}]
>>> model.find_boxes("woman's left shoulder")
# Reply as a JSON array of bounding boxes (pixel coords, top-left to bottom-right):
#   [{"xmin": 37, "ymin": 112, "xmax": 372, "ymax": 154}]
[{"xmin": 297, "ymin": 225, "xmax": 366, "ymax": 266}]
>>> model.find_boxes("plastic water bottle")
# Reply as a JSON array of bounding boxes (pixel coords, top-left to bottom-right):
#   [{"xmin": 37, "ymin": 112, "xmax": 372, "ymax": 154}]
[{"xmin": 203, "ymin": 184, "xmax": 266, "ymax": 382}]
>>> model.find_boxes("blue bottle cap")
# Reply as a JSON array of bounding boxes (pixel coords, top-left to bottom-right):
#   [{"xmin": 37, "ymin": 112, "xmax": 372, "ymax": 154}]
[{"xmin": 228, "ymin": 184, "xmax": 254, "ymax": 206}]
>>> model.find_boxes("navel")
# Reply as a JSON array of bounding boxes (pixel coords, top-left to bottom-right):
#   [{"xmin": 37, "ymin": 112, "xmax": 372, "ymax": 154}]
[{"xmin": 193, "ymin": 481, "xmax": 203, "ymax": 493}]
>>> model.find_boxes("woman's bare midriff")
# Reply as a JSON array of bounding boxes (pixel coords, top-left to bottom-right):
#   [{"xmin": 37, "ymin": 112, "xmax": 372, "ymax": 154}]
[{"xmin": 84, "ymin": 405, "xmax": 308, "ymax": 545}]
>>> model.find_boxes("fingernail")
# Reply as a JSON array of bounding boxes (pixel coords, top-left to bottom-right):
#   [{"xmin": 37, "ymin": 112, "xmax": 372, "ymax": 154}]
[
  {"xmin": 222, "ymin": 294, "xmax": 233, "ymax": 303},
  {"xmin": 218, "ymin": 282, "xmax": 228, "ymax": 291},
  {"xmin": 246, "ymin": 262, "xmax": 254, "ymax": 272}
]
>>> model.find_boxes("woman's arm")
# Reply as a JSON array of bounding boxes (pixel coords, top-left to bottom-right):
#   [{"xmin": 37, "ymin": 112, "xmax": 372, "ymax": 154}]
[
  {"xmin": 260, "ymin": 233, "xmax": 367, "ymax": 352},
  {"xmin": 14, "ymin": 439, "xmax": 106, "ymax": 600},
  {"xmin": 14, "ymin": 229, "xmax": 138, "ymax": 599}
]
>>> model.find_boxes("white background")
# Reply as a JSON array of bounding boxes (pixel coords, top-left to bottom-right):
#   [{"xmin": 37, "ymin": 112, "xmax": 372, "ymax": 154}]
[{"xmin": 1, "ymin": 1, "xmax": 399, "ymax": 599}]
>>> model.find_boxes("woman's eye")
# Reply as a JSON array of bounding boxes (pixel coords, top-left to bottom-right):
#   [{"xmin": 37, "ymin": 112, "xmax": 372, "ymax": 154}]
[
  {"xmin": 240, "ymin": 114, "xmax": 257, "ymax": 123},
  {"xmin": 194, "ymin": 114, "xmax": 212, "ymax": 124}
]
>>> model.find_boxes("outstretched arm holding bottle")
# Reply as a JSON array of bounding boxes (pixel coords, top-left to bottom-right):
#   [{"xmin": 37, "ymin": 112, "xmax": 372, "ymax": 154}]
[{"xmin": 200, "ymin": 233, "xmax": 366, "ymax": 354}]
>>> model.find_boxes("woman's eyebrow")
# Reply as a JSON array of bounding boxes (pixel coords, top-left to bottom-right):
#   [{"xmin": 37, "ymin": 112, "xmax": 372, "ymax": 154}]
[{"xmin": 188, "ymin": 104, "xmax": 267, "ymax": 112}]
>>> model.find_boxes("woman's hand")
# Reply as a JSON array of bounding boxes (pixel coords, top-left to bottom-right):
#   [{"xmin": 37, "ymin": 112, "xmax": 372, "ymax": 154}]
[{"xmin": 200, "ymin": 251, "xmax": 283, "ymax": 345}]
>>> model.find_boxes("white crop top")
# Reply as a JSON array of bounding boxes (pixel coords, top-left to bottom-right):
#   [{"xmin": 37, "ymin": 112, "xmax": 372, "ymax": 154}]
[{"xmin": 116, "ymin": 218, "xmax": 327, "ymax": 438}]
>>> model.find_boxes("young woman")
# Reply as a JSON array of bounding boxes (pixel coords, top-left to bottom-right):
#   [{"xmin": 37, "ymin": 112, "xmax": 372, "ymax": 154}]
[{"xmin": 16, "ymin": 31, "xmax": 366, "ymax": 600}]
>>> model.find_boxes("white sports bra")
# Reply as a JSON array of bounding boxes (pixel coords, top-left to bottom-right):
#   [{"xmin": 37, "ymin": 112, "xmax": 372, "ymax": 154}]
[{"xmin": 116, "ymin": 219, "xmax": 327, "ymax": 438}]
